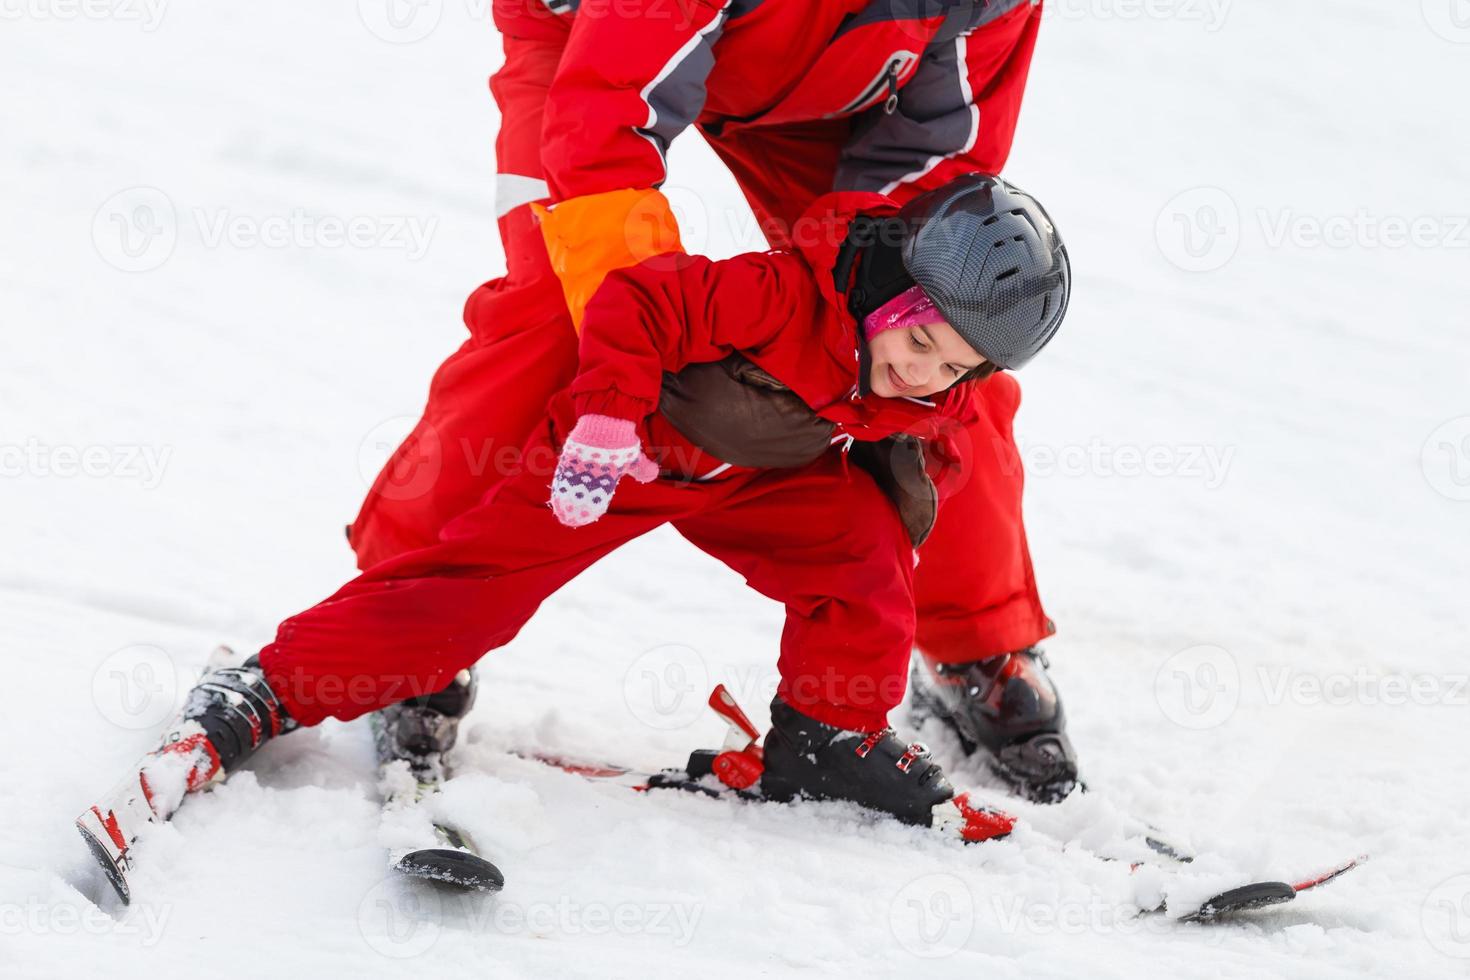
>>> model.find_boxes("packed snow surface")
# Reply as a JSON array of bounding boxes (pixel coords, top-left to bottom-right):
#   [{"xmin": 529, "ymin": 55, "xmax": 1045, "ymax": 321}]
[{"xmin": 3, "ymin": 2, "xmax": 1468, "ymax": 977}]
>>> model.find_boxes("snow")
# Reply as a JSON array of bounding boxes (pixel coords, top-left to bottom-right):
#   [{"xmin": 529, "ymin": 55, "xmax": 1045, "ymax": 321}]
[{"xmin": 3, "ymin": 2, "xmax": 1469, "ymax": 977}]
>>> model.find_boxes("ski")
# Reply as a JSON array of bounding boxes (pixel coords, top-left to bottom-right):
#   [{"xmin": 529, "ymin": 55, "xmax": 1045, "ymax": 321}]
[
  {"xmin": 369, "ymin": 687, "xmax": 504, "ymax": 893},
  {"xmin": 1167, "ymin": 855, "xmax": 1366, "ymax": 922},
  {"xmin": 521, "ymin": 684, "xmax": 1362, "ymax": 923}
]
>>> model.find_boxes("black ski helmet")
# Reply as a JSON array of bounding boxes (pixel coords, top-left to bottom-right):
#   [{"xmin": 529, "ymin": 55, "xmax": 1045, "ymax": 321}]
[{"xmin": 896, "ymin": 173, "xmax": 1070, "ymax": 371}]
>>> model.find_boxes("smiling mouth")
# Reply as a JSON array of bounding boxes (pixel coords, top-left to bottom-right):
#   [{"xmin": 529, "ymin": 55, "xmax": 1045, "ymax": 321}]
[{"xmin": 887, "ymin": 365, "xmax": 912, "ymax": 392}]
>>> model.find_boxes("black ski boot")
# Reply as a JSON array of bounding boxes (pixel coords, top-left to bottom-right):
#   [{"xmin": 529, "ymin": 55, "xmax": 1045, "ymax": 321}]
[
  {"xmin": 760, "ymin": 698, "xmax": 958, "ymax": 828},
  {"xmin": 910, "ymin": 647, "xmax": 1079, "ymax": 803},
  {"xmin": 373, "ymin": 668, "xmax": 478, "ymax": 776}
]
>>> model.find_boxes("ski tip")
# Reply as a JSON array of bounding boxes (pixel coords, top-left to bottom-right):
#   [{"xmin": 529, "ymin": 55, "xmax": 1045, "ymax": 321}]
[
  {"xmin": 1183, "ymin": 880, "xmax": 1296, "ymax": 922},
  {"xmin": 75, "ymin": 820, "xmax": 131, "ymax": 906},
  {"xmin": 1292, "ymin": 854, "xmax": 1367, "ymax": 893},
  {"xmin": 396, "ymin": 848, "xmax": 505, "ymax": 893}
]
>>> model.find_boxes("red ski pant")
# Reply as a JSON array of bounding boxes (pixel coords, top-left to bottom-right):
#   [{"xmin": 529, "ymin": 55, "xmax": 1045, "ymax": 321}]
[
  {"xmin": 347, "ymin": 21, "xmax": 1053, "ymax": 666},
  {"xmin": 268, "ymin": 411, "xmax": 916, "ymax": 733}
]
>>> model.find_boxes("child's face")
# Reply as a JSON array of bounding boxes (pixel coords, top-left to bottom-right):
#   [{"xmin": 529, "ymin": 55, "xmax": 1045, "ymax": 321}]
[{"xmin": 867, "ymin": 318, "xmax": 987, "ymax": 399}]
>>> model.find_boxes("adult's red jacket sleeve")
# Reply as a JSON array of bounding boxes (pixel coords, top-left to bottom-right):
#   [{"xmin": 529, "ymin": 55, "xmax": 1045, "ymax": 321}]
[{"xmin": 540, "ymin": 0, "xmax": 733, "ymax": 202}]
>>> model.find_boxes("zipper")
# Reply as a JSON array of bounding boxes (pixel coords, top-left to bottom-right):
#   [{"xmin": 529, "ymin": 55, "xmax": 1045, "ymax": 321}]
[
  {"xmin": 827, "ymin": 51, "xmax": 917, "ymax": 118},
  {"xmin": 882, "ymin": 61, "xmax": 900, "ymax": 114}
]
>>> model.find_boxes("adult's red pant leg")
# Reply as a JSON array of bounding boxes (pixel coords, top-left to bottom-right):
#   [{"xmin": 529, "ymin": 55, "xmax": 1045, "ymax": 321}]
[
  {"xmin": 347, "ymin": 25, "xmax": 577, "ymax": 570},
  {"xmin": 674, "ymin": 454, "xmax": 917, "ymax": 733},
  {"xmin": 913, "ymin": 372, "xmax": 1053, "ymax": 662}
]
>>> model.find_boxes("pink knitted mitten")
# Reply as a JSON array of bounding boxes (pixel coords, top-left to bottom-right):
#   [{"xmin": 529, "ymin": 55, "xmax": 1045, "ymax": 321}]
[{"xmin": 549, "ymin": 414, "xmax": 660, "ymax": 528}]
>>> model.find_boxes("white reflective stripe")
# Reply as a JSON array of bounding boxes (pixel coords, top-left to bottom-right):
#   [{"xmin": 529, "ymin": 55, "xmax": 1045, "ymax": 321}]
[
  {"xmin": 495, "ymin": 174, "xmax": 550, "ymax": 218},
  {"xmin": 690, "ymin": 462, "xmax": 733, "ymax": 482},
  {"xmin": 901, "ymin": 395, "xmax": 937, "ymax": 407},
  {"xmin": 879, "ymin": 34, "xmax": 979, "ymax": 196},
  {"xmin": 635, "ymin": 3, "xmax": 731, "ymax": 171}
]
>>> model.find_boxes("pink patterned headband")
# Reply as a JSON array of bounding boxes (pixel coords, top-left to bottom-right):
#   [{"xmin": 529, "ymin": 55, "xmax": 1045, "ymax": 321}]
[{"xmin": 861, "ymin": 284, "xmax": 946, "ymax": 341}]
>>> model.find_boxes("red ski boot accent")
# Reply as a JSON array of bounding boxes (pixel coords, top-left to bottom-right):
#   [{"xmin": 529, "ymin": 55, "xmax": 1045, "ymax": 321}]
[
  {"xmin": 933, "ymin": 791, "xmax": 1016, "ymax": 843},
  {"xmin": 707, "ymin": 685, "xmax": 766, "ymax": 790},
  {"xmin": 709, "ymin": 685, "xmax": 761, "ymax": 746},
  {"xmin": 712, "ymin": 748, "xmax": 765, "ymax": 790}
]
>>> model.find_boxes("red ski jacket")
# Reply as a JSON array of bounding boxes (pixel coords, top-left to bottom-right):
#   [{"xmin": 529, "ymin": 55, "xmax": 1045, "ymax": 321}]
[
  {"xmin": 569, "ymin": 191, "xmax": 981, "ymax": 453},
  {"xmin": 526, "ymin": 0, "xmax": 1042, "ymax": 203}
]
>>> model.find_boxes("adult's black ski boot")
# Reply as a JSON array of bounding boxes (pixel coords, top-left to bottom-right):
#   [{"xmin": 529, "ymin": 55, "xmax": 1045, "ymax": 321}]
[{"xmin": 910, "ymin": 647, "xmax": 1079, "ymax": 803}]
